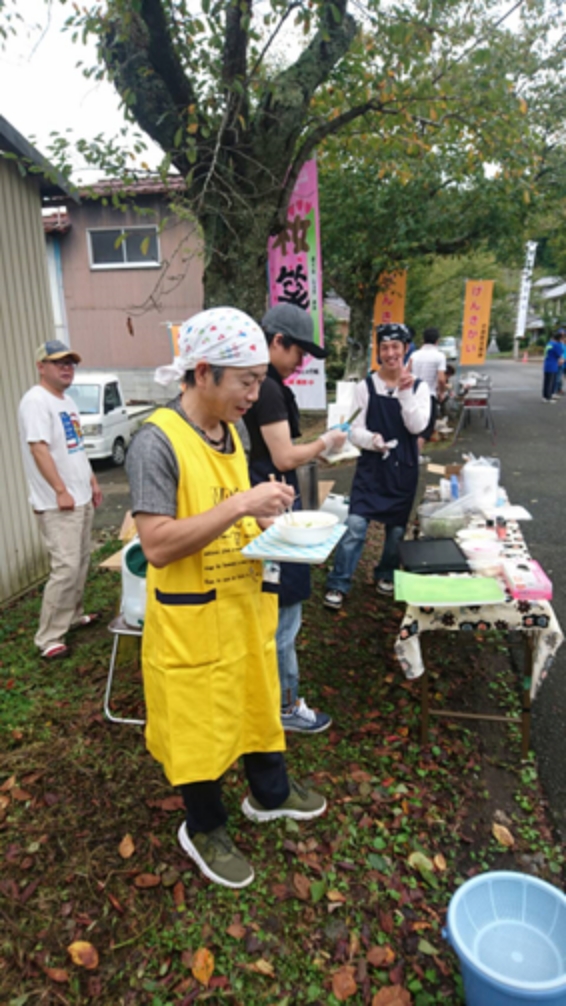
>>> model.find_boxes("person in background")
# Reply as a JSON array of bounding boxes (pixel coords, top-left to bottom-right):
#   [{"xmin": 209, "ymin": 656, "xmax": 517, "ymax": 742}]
[
  {"xmin": 553, "ymin": 324, "xmax": 566, "ymax": 396},
  {"xmin": 324, "ymin": 323, "xmax": 430, "ymax": 611},
  {"xmin": 408, "ymin": 326, "xmax": 447, "ymax": 457},
  {"xmin": 542, "ymin": 328, "xmax": 565, "ymax": 402},
  {"xmin": 244, "ymin": 303, "xmax": 346, "ymax": 733},
  {"xmin": 18, "ymin": 341, "xmax": 103, "ymax": 661},
  {"xmin": 126, "ymin": 307, "xmax": 327, "ymax": 890}
]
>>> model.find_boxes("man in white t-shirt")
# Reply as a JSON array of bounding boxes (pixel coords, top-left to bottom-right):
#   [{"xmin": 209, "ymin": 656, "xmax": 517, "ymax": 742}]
[
  {"xmin": 18, "ymin": 340, "xmax": 103, "ymax": 660},
  {"xmin": 408, "ymin": 327, "xmax": 447, "ymax": 453}
]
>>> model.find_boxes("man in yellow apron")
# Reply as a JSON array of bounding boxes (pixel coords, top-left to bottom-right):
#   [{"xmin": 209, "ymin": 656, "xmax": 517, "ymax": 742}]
[{"xmin": 126, "ymin": 307, "xmax": 326, "ymax": 888}]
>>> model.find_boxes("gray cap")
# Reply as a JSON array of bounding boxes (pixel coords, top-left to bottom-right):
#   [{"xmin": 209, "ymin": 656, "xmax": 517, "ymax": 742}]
[
  {"xmin": 35, "ymin": 339, "xmax": 81, "ymax": 364},
  {"xmin": 261, "ymin": 303, "xmax": 327, "ymax": 359}
]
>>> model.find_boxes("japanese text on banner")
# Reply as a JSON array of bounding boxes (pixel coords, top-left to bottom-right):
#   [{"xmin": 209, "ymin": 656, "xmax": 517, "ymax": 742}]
[
  {"xmin": 460, "ymin": 281, "xmax": 494, "ymax": 366},
  {"xmin": 267, "ymin": 159, "xmax": 326, "ymax": 410},
  {"xmin": 370, "ymin": 271, "xmax": 407, "ymax": 371}
]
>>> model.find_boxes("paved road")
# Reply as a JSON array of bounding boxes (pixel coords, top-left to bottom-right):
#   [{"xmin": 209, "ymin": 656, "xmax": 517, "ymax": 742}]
[
  {"xmin": 425, "ymin": 359, "xmax": 566, "ymax": 838},
  {"xmin": 91, "ymin": 360, "xmax": 566, "ymax": 835}
]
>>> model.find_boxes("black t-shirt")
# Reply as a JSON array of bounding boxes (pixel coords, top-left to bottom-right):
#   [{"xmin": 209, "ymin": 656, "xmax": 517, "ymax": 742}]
[{"xmin": 244, "ymin": 373, "xmax": 291, "ymax": 464}]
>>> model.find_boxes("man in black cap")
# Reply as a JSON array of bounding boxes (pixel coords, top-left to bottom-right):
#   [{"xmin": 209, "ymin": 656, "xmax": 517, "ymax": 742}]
[
  {"xmin": 324, "ymin": 323, "xmax": 430, "ymax": 611},
  {"xmin": 244, "ymin": 304, "xmax": 346, "ymax": 733},
  {"xmin": 18, "ymin": 340, "xmax": 103, "ymax": 659}
]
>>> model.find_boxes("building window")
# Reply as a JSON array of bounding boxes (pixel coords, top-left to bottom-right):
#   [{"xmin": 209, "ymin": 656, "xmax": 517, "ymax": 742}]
[{"xmin": 88, "ymin": 227, "xmax": 160, "ymax": 269}]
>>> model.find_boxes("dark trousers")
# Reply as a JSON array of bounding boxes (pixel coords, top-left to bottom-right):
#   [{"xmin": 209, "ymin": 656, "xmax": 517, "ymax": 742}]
[
  {"xmin": 543, "ymin": 371, "xmax": 557, "ymax": 400},
  {"xmin": 180, "ymin": 752, "xmax": 289, "ymax": 836}
]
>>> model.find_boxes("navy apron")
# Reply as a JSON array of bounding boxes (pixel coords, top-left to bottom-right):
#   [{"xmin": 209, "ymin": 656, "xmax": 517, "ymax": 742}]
[
  {"xmin": 349, "ymin": 376, "xmax": 422, "ymax": 526},
  {"xmin": 248, "ymin": 372, "xmax": 311, "ymax": 609}
]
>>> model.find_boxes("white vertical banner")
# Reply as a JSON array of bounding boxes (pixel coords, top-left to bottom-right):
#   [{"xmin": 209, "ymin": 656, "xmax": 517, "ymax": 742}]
[{"xmin": 514, "ymin": 241, "xmax": 538, "ymax": 356}]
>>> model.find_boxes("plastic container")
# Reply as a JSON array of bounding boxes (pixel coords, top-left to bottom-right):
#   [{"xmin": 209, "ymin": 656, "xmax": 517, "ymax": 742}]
[
  {"xmin": 417, "ymin": 501, "xmax": 468, "ymax": 538},
  {"xmin": 502, "ymin": 560, "xmax": 553, "ymax": 601},
  {"xmin": 462, "ymin": 458, "xmax": 500, "ymax": 510},
  {"xmin": 121, "ymin": 537, "xmax": 147, "ymax": 628},
  {"xmin": 446, "ymin": 871, "xmax": 566, "ymax": 1005},
  {"xmin": 320, "ymin": 493, "xmax": 350, "ymax": 523}
]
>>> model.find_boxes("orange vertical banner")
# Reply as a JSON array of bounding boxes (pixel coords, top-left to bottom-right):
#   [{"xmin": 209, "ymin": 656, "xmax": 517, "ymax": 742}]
[
  {"xmin": 371, "ymin": 271, "xmax": 407, "ymax": 370},
  {"xmin": 460, "ymin": 280, "xmax": 494, "ymax": 366},
  {"xmin": 168, "ymin": 323, "xmax": 182, "ymax": 357}
]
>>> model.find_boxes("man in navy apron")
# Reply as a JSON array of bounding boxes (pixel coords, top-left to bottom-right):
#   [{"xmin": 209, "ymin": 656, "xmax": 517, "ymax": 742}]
[
  {"xmin": 245, "ymin": 304, "xmax": 346, "ymax": 732},
  {"xmin": 324, "ymin": 323, "xmax": 431, "ymax": 610}
]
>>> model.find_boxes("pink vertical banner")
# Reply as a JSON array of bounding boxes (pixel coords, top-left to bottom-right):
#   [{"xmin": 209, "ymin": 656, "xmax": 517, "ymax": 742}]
[{"xmin": 267, "ymin": 158, "xmax": 326, "ymax": 410}]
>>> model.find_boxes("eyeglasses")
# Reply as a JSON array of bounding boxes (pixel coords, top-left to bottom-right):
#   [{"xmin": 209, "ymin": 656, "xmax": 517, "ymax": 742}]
[{"xmin": 47, "ymin": 359, "xmax": 76, "ymax": 368}]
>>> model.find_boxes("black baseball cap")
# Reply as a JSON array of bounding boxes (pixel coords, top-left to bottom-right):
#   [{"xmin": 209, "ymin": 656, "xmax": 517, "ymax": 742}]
[{"xmin": 261, "ymin": 304, "xmax": 328, "ymax": 359}]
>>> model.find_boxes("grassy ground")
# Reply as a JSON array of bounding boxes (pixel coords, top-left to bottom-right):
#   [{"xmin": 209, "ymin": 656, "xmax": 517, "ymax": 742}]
[{"xmin": 1, "ymin": 532, "xmax": 564, "ymax": 1006}]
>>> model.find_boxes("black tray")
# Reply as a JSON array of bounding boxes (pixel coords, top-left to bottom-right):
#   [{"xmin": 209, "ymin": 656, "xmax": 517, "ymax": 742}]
[{"xmin": 398, "ymin": 537, "xmax": 470, "ymax": 574}]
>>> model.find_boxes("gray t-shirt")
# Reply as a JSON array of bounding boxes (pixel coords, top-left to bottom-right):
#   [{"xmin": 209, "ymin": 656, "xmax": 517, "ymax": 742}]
[{"xmin": 126, "ymin": 396, "xmax": 240, "ymax": 517}]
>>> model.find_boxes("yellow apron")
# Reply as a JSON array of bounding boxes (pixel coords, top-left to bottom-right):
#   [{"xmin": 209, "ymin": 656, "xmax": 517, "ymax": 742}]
[{"xmin": 141, "ymin": 408, "xmax": 285, "ymax": 786}]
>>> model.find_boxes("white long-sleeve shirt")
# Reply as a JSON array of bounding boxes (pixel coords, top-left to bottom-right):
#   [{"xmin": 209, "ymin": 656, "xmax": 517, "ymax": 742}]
[{"xmin": 349, "ymin": 372, "xmax": 431, "ymax": 451}]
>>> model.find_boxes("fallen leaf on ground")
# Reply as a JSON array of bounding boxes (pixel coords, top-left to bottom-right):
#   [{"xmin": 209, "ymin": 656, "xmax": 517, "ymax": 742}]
[
  {"xmin": 293, "ymin": 872, "xmax": 311, "ymax": 900},
  {"xmin": 408, "ymin": 851, "xmax": 434, "ymax": 873},
  {"xmin": 367, "ymin": 945, "xmax": 395, "ymax": 967},
  {"xmin": 44, "ymin": 966, "xmax": 69, "ymax": 983},
  {"xmin": 118, "ymin": 834, "xmax": 135, "ymax": 859},
  {"xmin": 10, "ymin": 787, "xmax": 32, "ymax": 802},
  {"xmin": 172, "ymin": 880, "xmax": 185, "ymax": 906},
  {"xmin": 327, "ymin": 889, "xmax": 347, "ymax": 903},
  {"xmin": 372, "ymin": 984, "xmax": 412, "ymax": 1005},
  {"xmin": 245, "ymin": 958, "xmax": 275, "ymax": 976},
  {"xmin": 133, "ymin": 873, "xmax": 161, "ymax": 888},
  {"xmin": 332, "ymin": 964, "xmax": 358, "ymax": 1000},
  {"xmin": 67, "ymin": 941, "xmax": 99, "ymax": 970},
  {"xmin": 191, "ymin": 946, "xmax": 214, "ymax": 986},
  {"xmin": 227, "ymin": 922, "xmax": 246, "ymax": 939},
  {"xmin": 492, "ymin": 822, "xmax": 514, "ymax": 847},
  {"xmin": 417, "ymin": 938, "xmax": 439, "ymax": 956}
]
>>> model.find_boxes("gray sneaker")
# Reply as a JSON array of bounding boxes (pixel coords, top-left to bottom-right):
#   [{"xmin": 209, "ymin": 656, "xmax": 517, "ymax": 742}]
[
  {"xmin": 178, "ymin": 822, "xmax": 254, "ymax": 888},
  {"xmin": 241, "ymin": 779, "xmax": 327, "ymax": 823},
  {"xmin": 281, "ymin": 697, "xmax": 332, "ymax": 734}
]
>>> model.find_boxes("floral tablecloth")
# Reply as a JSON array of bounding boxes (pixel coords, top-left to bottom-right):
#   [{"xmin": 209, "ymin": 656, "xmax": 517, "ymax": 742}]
[{"xmin": 394, "ymin": 520, "xmax": 563, "ymax": 698}]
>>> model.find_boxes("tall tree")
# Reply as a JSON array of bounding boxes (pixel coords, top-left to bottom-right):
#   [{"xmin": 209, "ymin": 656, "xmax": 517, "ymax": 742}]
[{"xmin": 5, "ymin": 0, "xmax": 565, "ymax": 317}]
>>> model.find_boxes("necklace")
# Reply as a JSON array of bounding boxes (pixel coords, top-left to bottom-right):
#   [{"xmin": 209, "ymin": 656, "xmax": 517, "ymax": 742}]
[{"xmin": 180, "ymin": 404, "xmax": 227, "ymax": 448}]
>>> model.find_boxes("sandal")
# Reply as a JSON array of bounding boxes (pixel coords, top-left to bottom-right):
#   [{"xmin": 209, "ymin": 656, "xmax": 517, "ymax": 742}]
[
  {"xmin": 42, "ymin": 643, "xmax": 69, "ymax": 660},
  {"xmin": 72, "ymin": 613, "xmax": 100, "ymax": 628}
]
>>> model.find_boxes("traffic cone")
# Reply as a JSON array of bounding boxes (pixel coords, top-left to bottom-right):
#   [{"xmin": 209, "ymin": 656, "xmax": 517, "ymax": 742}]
[{"xmin": 522, "ymin": 351, "xmax": 528, "ymax": 363}]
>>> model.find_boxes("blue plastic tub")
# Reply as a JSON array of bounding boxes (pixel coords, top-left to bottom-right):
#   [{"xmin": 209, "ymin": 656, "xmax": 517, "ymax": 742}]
[{"xmin": 447, "ymin": 871, "xmax": 566, "ymax": 1005}]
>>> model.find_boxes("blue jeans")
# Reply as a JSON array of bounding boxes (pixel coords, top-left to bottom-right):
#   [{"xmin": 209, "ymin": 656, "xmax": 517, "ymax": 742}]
[
  {"xmin": 326, "ymin": 514, "xmax": 405, "ymax": 594},
  {"xmin": 276, "ymin": 602, "xmax": 302, "ymax": 709}
]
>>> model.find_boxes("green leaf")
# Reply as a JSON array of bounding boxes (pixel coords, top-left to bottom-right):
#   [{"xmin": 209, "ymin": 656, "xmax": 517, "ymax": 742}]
[
  {"xmin": 418, "ymin": 938, "xmax": 440, "ymax": 956},
  {"xmin": 367, "ymin": 853, "xmax": 389, "ymax": 871},
  {"xmin": 310, "ymin": 879, "xmax": 326, "ymax": 903}
]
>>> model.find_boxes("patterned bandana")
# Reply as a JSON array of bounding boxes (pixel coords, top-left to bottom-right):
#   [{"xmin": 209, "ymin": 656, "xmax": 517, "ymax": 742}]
[
  {"xmin": 154, "ymin": 307, "xmax": 268, "ymax": 385},
  {"xmin": 377, "ymin": 323, "xmax": 411, "ymax": 345}
]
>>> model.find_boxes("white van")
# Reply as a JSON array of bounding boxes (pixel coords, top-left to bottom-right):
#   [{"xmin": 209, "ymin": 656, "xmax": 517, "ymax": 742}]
[{"xmin": 67, "ymin": 372, "xmax": 154, "ymax": 465}]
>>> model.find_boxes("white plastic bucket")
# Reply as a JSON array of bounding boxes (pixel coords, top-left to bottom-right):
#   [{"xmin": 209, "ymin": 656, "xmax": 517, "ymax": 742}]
[{"xmin": 121, "ymin": 538, "xmax": 147, "ymax": 628}]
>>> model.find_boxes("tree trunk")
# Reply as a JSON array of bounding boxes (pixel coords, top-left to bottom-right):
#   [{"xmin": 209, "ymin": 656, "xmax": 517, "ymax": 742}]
[
  {"xmin": 344, "ymin": 294, "xmax": 375, "ymax": 378},
  {"xmin": 200, "ymin": 200, "xmax": 275, "ymax": 318}
]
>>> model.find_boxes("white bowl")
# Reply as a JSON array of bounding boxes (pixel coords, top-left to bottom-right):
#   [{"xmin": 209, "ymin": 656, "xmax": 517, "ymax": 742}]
[{"xmin": 274, "ymin": 510, "xmax": 338, "ymax": 546}]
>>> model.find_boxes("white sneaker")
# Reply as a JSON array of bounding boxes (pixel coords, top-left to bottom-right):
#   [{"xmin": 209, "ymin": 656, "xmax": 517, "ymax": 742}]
[
  {"xmin": 376, "ymin": 578, "xmax": 394, "ymax": 596},
  {"xmin": 281, "ymin": 697, "xmax": 332, "ymax": 733},
  {"xmin": 324, "ymin": 589, "xmax": 344, "ymax": 610}
]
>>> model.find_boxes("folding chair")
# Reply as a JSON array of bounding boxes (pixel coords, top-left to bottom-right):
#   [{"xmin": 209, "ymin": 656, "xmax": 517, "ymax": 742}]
[{"xmin": 104, "ymin": 538, "xmax": 146, "ymax": 726}]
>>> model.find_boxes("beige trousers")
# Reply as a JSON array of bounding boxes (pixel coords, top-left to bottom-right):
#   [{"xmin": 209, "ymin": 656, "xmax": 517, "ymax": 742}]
[{"xmin": 34, "ymin": 503, "xmax": 94, "ymax": 653}]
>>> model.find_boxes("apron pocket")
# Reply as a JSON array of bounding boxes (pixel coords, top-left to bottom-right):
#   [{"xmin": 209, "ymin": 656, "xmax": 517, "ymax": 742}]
[{"xmin": 153, "ymin": 588, "xmax": 219, "ymax": 669}]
